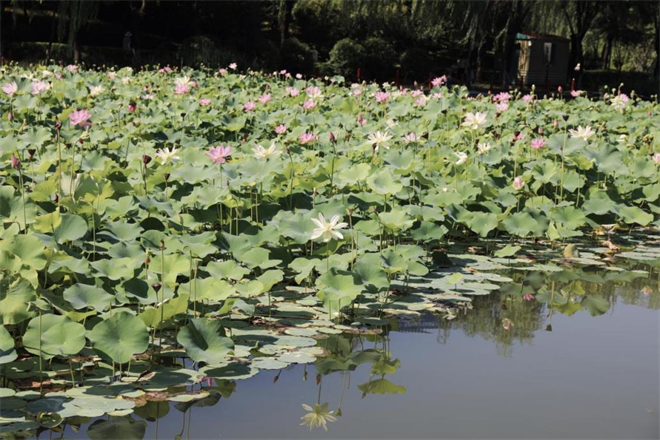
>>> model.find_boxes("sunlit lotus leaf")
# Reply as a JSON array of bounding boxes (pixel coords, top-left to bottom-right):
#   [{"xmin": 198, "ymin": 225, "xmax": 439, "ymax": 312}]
[
  {"xmin": 89, "ymin": 311, "xmax": 149, "ymax": 364},
  {"xmin": 276, "ymin": 351, "xmax": 316, "ymax": 364},
  {"xmin": 176, "ymin": 318, "xmax": 234, "ymax": 364},
  {"xmin": 204, "ymin": 260, "xmax": 250, "ymax": 281},
  {"xmin": 138, "ymin": 293, "xmax": 190, "ymax": 328},
  {"xmin": 0, "ymin": 278, "xmax": 36, "ymax": 325},
  {"xmin": 64, "ymin": 284, "xmax": 114, "ymax": 312},
  {"xmin": 22, "ymin": 315, "xmax": 85, "ymax": 360},
  {"xmin": 251, "ymin": 357, "xmax": 288, "ymax": 370},
  {"xmin": 53, "ymin": 214, "xmax": 88, "ymax": 242},
  {"xmin": 367, "ymin": 169, "xmax": 402, "ymax": 195},
  {"xmin": 494, "ymin": 245, "xmax": 521, "ymax": 258}
]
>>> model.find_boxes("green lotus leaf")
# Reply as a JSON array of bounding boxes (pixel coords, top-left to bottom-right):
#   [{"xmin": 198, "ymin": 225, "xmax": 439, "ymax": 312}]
[
  {"xmin": 0, "ymin": 325, "xmax": 17, "ymax": 364},
  {"xmin": 358, "ymin": 378, "xmax": 406, "ymax": 395},
  {"xmin": 89, "ymin": 311, "xmax": 149, "ymax": 364},
  {"xmin": 0, "ymin": 278, "xmax": 36, "ymax": 325},
  {"xmin": 22, "ymin": 315, "xmax": 85, "ymax": 360},
  {"xmin": 177, "ymin": 318, "xmax": 234, "ymax": 364},
  {"xmin": 63, "ymin": 284, "xmax": 114, "ymax": 312}
]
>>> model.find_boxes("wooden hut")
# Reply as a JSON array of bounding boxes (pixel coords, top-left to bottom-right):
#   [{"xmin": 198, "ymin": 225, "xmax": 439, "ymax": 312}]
[{"xmin": 514, "ymin": 33, "xmax": 569, "ymax": 88}]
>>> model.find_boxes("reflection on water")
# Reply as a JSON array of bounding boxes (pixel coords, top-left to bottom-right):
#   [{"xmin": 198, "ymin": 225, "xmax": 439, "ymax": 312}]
[{"xmin": 59, "ymin": 266, "xmax": 659, "ymax": 439}]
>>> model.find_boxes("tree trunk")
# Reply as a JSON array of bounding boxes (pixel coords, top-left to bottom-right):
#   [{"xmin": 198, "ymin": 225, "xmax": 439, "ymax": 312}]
[{"xmin": 278, "ymin": 0, "xmax": 294, "ymax": 47}]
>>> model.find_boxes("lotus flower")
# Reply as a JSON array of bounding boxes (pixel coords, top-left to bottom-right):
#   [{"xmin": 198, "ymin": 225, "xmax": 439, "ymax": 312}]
[
  {"xmin": 155, "ymin": 147, "xmax": 180, "ymax": 164},
  {"xmin": 374, "ymin": 91, "xmax": 390, "ymax": 104},
  {"xmin": 274, "ymin": 124, "xmax": 287, "ymax": 135},
  {"xmin": 569, "ymin": 125, "xmax": 595, "ymax": 141},
  {"xmin": 306, "ymin": 86, "xmax": 322, "ymax": 98},
  {"xmin": 299, "ymin": 133, "xmax": 316, "ymax": 144},
  {"xmin": 530, "ymin": 138, "xmax": 547, "ymax": 150},
  {"xmin": 512, "ymin": 176, "xmax": 525, "ymax": 190},
  {"xmin": 461, "ymin": 112, "xmax": 487, "ymax": 130},
  {"xmin": 243, "ymin": 101, "xmax": 256, "ymax": 112},
  {"xmin": 652, "ymin": 153, "xmax": 660, "ymax": 165},
  {"xmin": 2, "ymin": 82, "xmax": 18, "ymax": 97},
  {"xmin": 199, "ymin": 98, "xmax": 212, "ymax": 106},
  {"xmin": 300, "ymin": 403, "xmax": 337, "ymax": 431},
  {"xmin": 454, "ymin": 151, "xmax": 468, "ymax": 165},
  {"xmin": 259, "ymin": 93, "xmax": 271, "ymax": 104},
  {"xmin": 477, "ymin": 142, "xmax": 491, "ymax": 154},
  {"xmin": 431, "ymin": 75, "xmax": 447, "ymax": 87},
  {"xmin": 31, "ymin": 81, "xmax": 50, "ymax": 95},
  {"xmin": 523, "ymin": 294, "xmax": 535, "ymax": 301},
  {"xmin": 611, "ymin": 94, "xmax": 629, "ymax": 111},
  {"xmin": 69, "ymin": 109, "xmax": 92, "ymax": 127},
  {"xmin": 205, "ymin": 145, "xmax": 231, "ymax": 164},
  {"xmin": 229, "ymin": 63, "xmax": 237, "ymax": 70},
  {"xmin": 403, "ymin": 133, "xmax": 419, "ymax": 144},
  {"xmin": 367, "ymin": 131, "xmax": 392, "ymax": 151},
  {"xmin": 89, "ymin": 85, "xmax": 104, "ymax": 97},
  {"xmin": 522, "ymin": 94, "xmax": 533, "ymax": 103},
  {"xmin": 10, "ymin": 155, "xmax": 20, "ymax": 170},
  {"xmin": 252, "ymin": 142, "xmax": 281, "ymax": 159},
  {"xmin": 310, "ymin": 213, "xmax": 348, "ymax": 242},
  {"xmin": 302, "ymin": 100, "xmax": 316, "ymax": 110}
]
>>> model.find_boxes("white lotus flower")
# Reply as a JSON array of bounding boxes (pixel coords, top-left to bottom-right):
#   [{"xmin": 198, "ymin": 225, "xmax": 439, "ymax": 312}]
[
  {"xmin": 454, "ymin": 151, "xmax": 468, "ymax": 165},
  {"xmin": 569, "ymin": 125, "xmax": 595, "ymax": 141},
  {"xmin": 461, "ymin": 112, "xmax": 487, "ymax": 130},
  {"xmin": 300, "ymin": 403, "xmax": 337, "ymax": 431},
  {"xmin": 310, "ymin": 213, "xmax": 348, "ymax": 242},
  {"xmin": 89, "ymin": 85, "xmax": 104, "ymax": 97},
  {"xmin": 175, "ymin": 76, "xmax": 192, "ymax": 86},
  {"xmin": 367, "ymin": 131, "xmax": 393, "ymax": 151},
  {"xmin": 252, "ymin": 142, "xmax": 281, "ymax": 159},
  {"xmin": 477, "ymin": 142, "xmax": 491, "ymax": 154},
  {"xmin": 155, "ymin": 147, "xmax": 180, "ymax": 164}
]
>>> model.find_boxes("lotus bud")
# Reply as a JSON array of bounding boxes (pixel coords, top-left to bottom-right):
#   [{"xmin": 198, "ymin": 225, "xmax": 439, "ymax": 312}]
[
  {"xmin": 164, "ymin": 173, "xmax": 170, "ymax": 181},
  {"xmin": 27, "ymin": 149, "xmax": 36, "ymax": 161},
  {"xmin": 152, "ymin": 282, "xmax": 162, "ymax": 291},
  {"xmin": 11, "ymin": 155, "xmax": 21, "ymax": 170},
  {"xmin": 7, "ymin": 112, "xmax": 13, "ymax": 122},
  {"xmin": 142, "ymin": 154, "xmax": 152, "ymax": 165},
  {"xmin": 329, "ymin": 132, "xmax": 336, "ymax": 144},
  {"xmin": 159, "ymin": 240, "xmax": 165, "ymax": 249}
]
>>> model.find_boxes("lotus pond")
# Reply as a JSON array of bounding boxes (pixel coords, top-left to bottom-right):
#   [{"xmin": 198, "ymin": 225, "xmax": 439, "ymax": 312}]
[{"xmin": 0, "ymin": 65, "xmax": 659, "ymax": 439}]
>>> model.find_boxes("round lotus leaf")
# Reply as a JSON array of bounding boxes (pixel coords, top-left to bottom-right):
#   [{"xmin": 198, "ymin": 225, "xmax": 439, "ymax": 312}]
[
  {"xmin": 284, "ymin": 328, "xmax": 318, "ymax": 337},
  {"xmin": 63, "ymin": 284, "xmax": 114, "ymax": 312},
  {"xmin": 87, "ymin": 417, "xmax": 147, "ymax": 440},
  {"xmin": 251, "ymin": 357, "xmax": 289, "ymax": 370},
  {"xmin": 0, "ymin": 325, "xmax": 17, "ymax": 364},
  {"xmin": 273, "ymin": 335, "xmax": 318, "ymax": 347},
  {"xmin": 276, "ymin": 351, "xmax": 316, "ymax": 364},
  {"xmin": 199, "ymin": 362, "xmax": 258, "ymax": 380},
  {"xmin": 22, "ymin": 315, "xmax": 86, "ymax": 360},
  {"xmin": 36, "ymin": 412, "xmax": 64, "ymax": 429},
  {"xmin": 176, "ymin": 318, "xmax": 234, "ymax": 364},
  {"xmin": 89, "ymin": 311, "xmax": 149, "ymax": 364}
]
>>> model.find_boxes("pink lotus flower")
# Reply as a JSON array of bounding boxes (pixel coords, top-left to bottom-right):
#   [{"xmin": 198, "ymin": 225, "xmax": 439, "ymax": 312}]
[
  {"xmin": 174, "ymin": 83, "xmax": 190, "ymax": 95},
  {"xmin": 66, "ymin": 64, "xmax": 78, "ymax": 73},
  {"xmin": 352, "ymin": 89, "xmax": 362, "ymax": 96},
  {"xmin": 128, "ymin": 104, "xmax": 136, "ymax": 113},
  {"xmin": 570, "ymin": 90, "xmax": 582, "ymax": 98},
  {"xmin": 514, "ymin": 132, "xmax": 525, "ymax": 141},
  {"xmin": 280, "ymin": 69, "xmax": 287, "ymax": 75},
  {"xmin": 496, "ymin": 102, "xmax": 509, "ymax": 112},
  {"xmin": 531, "ymin": 138, "xmax": 547, "ymax": 150},
  {"xmin": 296, "ymin": 73, "xmax": 303, "ymax": 79},
  {"xmin": 374, "ymin": 91, "xmax": 390, "ymax": 104},
  {"xmin": 303, "ymin": 100, "xmax": 316, "ymax": 110},
  {"xmin": 413, "ymin": 97, "xmax": 427, "ymax": 107},
  {"xmin": 205, "ymin": 145, "xmax": 231, "ymax": 164},
  {"xmin": 275, "ymin": 124, "xmax": 287, "ymax": 135},
  {"xmin": 522, "ymin": 94, "xmax": 533, "ymax": 103},
  {"xmin": 11, "ymin": 155, "xmax": 20, "ymax": 170},
  {"xmin": 2, "ymin": 82, "xmax": 18, "ymax": 97},
  {"xmin": 306, "ymin": 86, "xmax": 322, "ymax": 98},
  {"xmin": 502, "ymin": 318, "xmax": 514, "ymax": 331},
  {"xmin": 557, "ymin": 86, "xmax": 563, "ymax": 93},
  {"xmin": 218, "ymin": 68, "xmax": 227, "ymax": 75},
  {"xmin": 431, "ymin": 75, "xmax": 447, "ymax": 87},
  {"xmin": 523, "ymin": 294, "xmax": 534, "ymax": 301},
  {"xmin": 432, "ymin": 92, "xmax": 443, "ymax": 99},
  {"xmin": 31, "ymin": 81, "xmax": 50, "ymax": 95},
  {"xmin": 243, "ymin": 101, "xmax": 256, "ymax": 112},
  {"xmin": 493, "ymin": 92, "xmax": 511, "ymax": 103},
  {"xmin": 403, "ymin": 133, "xmax": 419, "ymax": 144},
  {"xmin": 299, "ymin": 132, "xmax": 316, "ymax": 144},
  {"xmin": 229, "ymin": 63, "xmax": 237, "ymax": 70},
  {"xmin": 259, "ymin": 93, "xmax": 272, "ymax": 104},
  {"xmin": 199, "ymin": 98, "xmax": 212, "ymax": 106},
  {"xmin": 286, "ymin": 87, "xmax": 300, "ymax": 97},
  {"xmin": 357, "ymin": 114, "xmax": 366, "ymax": 125},
  {"xmin": 69, "ymin": 109, "xmax": 92, "ymax": 127},
  {"xmin": 411, "ymin": 90, "xmax": 423, "ymax": 97},
  {"xmin": 191, "ymin": 81, "xmax": 198, "ymax": 89},
  {"xmin": 652, "ymin": 153, "xmax": 660, "ymax": 165},
  {"xmin": 512, "ymin": 176, "xmax": 525, "ymax": 190}
]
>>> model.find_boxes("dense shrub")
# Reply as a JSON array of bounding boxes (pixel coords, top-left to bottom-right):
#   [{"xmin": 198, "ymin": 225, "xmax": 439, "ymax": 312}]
[
  {"xmin": 280, "ymin": 38, "xmax": 314, "ymax": 75},
  {"xmin": 362, "ymin": 38, "xmax": 397, "ymax": 82},
  {"xmin": 400, "ymin": 48, "xmax": 434, "ymax": 83},
  {"xmin": 326, "ymin": 38, "xmax": 366, "ymax": 81}
]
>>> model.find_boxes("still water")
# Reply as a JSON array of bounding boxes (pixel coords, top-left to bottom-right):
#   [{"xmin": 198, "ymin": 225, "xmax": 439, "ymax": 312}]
[{"xmin": 66, "ymin": 277, "xmax": 659, "ymax": 439}]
